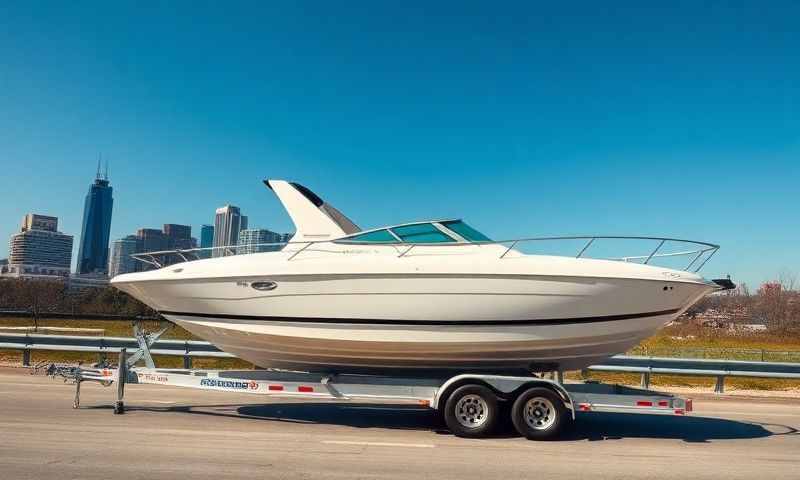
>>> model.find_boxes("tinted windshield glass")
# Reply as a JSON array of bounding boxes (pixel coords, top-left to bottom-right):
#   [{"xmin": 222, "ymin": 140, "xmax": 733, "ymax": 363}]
[
  {"xmin": 441, "ymin": 220, "xmax": 492, "ymax": 242},
  {"xmin": 391, "ymin": 223, "xmax": 455, "ymax": 243},
  {"xmin": 341, "ymin": 229, "xmax": 398, "ymax": 243}
]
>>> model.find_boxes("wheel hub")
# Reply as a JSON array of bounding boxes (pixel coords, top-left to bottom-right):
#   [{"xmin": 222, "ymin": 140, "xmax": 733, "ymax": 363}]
[
  {"xmin": 455, "ymin": 394, "xmax": 489, "ymax": 429},
  {"xmin": 524, "ymin": 396, "xmax": 556, "ymax": 430}
]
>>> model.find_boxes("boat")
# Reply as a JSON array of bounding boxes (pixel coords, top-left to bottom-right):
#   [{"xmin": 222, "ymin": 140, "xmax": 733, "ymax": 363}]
[{"xmin": 111, "ymin": 179, "xmax": 729, "ymax": 376}]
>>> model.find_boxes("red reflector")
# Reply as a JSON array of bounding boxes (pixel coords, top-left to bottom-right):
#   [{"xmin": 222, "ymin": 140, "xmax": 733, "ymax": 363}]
[
  {"xmin": 268, "ymin": 385, "xmax": 284, "ymax": 391},
  {"xmin": 674, "ymin": 409, "xmax": 685, "ymax": 415},
  {"xmin": 685, "ymin": 399, "xmax": 693, "ymax": 412},
  {"xmin": 298, "ymin": 386, "xmax": 314, "ymax": 392},
  {"xmin": 636, "ymin": 401, "xmax": 653, "ymax": 407},
  {"xmin": 578, "ymin": 403, "xmax": 591, "ymax": 411},
  {"xmin": 658, "ymin": 400, "xmax": 669, "ymax": 407}
]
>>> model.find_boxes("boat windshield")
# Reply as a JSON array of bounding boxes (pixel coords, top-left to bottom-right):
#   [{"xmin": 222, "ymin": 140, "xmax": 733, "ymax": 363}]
[
  {"xmin": 441, "ymin": 220, "xmax": 492, "ymax": 242},
  {"xmin": 392, "ymin": 223, "xmax": 454, "ymax": 243},
  {"xmin": 338, "ymin": 220, "xmax": 491, "ymax": 244},
  {"xmin": 341, "ymin": 229, "xmax": 398, "ymax": 243}
]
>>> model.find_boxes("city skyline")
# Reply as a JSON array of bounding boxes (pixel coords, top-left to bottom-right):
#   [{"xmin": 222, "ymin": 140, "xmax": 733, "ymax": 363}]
[
  {"xmin": 0, "ymin": 3, "xmax": 798, "ymax": 287},
  {"xmin": 2, "ymin": 172, "xmax": 293, "ymax": 278}
]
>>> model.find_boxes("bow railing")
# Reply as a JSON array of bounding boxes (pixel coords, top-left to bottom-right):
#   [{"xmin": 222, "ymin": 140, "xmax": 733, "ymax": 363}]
[{"xmin": 130, "ymin": 235, "xmax": 719, "ymax": 273}]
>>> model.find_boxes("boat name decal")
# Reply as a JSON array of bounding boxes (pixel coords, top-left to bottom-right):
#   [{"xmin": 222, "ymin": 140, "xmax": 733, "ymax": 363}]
[
  {"xmin": 137, "ymin": 373, "xmax": 169, "ymax": 383},
  {"xmin": 200, "ymin": 378, "xmax": 260, "ymax": 390}
]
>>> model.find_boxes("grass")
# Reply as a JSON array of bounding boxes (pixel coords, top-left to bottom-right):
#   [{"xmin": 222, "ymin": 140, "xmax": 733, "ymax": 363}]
[
  {"xmin": 631, "ymin": 323, "xmax": 800, "ymax": 363},
  {"xmin": 2, "ymin": 317, "xmax": 800, "ymax": 391}
]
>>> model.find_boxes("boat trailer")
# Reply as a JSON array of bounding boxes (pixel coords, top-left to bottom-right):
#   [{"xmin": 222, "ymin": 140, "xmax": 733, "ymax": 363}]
[{"xmin": 42, "ymin": 320, "xmax": 691, "ymax": 440}]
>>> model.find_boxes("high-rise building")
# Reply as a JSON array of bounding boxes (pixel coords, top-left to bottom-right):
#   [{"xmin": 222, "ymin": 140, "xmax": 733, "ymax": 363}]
[
  {"xmin": 77, "ymin": 166, "xmax": 113, "ymax": 274},
  {"xmin": 136, "ymin": 228, "xmax": 169, "ymax": 253},
  {"xmin": 213, "ymin": 205, "xmax": 244, "ymax": 256},
  {"xmin": 4, "ymin": 214, "xmax": 73, "ymax": 277},
  {"xmin": 238, "ymin": 229, "xmax": 289, "ymax": 254},
  {"xmin": 135, "ymin": 228, "xmax": 169, "ymax": 271},
  {"xmin": 108, "ymin": 235, "xmax": 140, "ymax": 278},
  {"xmin": 163, "ymin": 224, "xmax": 196, "ymax": 250},
  {"xmin": 199, "ymin": 224, "xmax": 214, "ymax": 258}
]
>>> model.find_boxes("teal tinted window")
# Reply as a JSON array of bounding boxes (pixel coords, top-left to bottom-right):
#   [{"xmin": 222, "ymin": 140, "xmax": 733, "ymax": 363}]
[
  {"xmin": 391, "ymin": 223, "xmax": 455, "ymax": 243},
  {"xmin": 341, "ymin": 229, "xmax": 398, "ymax": 243},
  {"xmin": 441, "ymin": 220, "xmax": 492, "ymax": 242}
]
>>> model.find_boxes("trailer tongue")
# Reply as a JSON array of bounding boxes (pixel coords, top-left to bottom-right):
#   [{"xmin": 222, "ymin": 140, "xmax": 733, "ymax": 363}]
[{"xmin": 46, "ymin": 347, "xmax": 691, "ymax": 441}]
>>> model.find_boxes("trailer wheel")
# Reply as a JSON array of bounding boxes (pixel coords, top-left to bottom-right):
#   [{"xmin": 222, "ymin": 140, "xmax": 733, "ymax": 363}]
[
  {"xmin": 443, "ymin": 384, "xmax": 499, "ymax": 438},
  {"xmin": 511, "ymin": 387, "xmax": 567, "ymax": 440}
]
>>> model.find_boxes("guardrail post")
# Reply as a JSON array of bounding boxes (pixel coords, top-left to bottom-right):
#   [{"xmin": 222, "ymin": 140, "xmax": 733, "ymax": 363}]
[
  {"xmin": 115, "ymin": 349, "xmax": 127, "ymax": 414},
  {"xmin": 22, "ymin": 348, "xmax": 31, "ymax": 367},
  {"xmin": 714, "ymin": 375, "xmax": 725, "ymax": 394},
  {"xmin": 183, "ymin": 341, "xmax": 192, "ymax": 369},
  {"xmin": 640, "ymin": 372, "xmax": 650, "ymax": 389}
]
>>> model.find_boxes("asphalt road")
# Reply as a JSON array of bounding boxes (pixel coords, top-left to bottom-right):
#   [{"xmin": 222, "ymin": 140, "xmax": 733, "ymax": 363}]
[{"xmin": 0, "ymin": 367, "xmax": 798, "ymax": 480}]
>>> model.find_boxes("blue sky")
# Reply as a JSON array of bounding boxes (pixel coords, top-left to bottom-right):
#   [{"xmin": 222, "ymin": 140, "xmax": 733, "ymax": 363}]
[{"xmin": 0, "ymin": 2, "xmax": 797, "ymax": 287}]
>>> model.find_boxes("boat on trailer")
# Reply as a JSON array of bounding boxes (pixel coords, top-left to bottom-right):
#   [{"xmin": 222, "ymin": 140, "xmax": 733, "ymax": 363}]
[{"xmin": 112, "ymin": 179, "xmax": 728, "ymax": 376}]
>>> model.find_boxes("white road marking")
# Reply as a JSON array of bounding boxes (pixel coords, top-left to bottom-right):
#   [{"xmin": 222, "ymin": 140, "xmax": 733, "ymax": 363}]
[
  {"xmin": 0, "ymin": 382, "xmax": 67, "ymax": 388},
  {"xmin": 342, "ymin": 406, "xmax": 429, "ymax": 411},
  {"xmin": 697, "ymin": 411, "xmax": 800, "ymax": 419},
  {"xmin": 322, "ymin": 440, "xmax": 435, "ymax": 448}
]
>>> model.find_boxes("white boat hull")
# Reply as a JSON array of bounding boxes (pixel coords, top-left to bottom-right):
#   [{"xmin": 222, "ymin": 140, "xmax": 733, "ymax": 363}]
[
  {"xmin": 166, "ymin": 311, "xmax": 677, "ymax": 375},
  {"xmin": 117, "ymin": 270, "xmax": 714, "ymax": 375}
]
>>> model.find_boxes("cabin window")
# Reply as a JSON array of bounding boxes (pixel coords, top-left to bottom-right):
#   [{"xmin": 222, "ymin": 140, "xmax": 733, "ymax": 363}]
[
  {"xmin": 441, "ymin": 220, "xmax": 492, "ymax": 242},
  {"xmin": 341, "ymin": 229, "xmax": 398, "ymax": 243},
  {"xmin": 391, "ymin": 223, "xmax": 455, "ymax": 243}
]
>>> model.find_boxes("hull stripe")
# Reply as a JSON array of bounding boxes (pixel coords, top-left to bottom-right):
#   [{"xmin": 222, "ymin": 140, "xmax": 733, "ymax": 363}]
[{"xmin": 158, "ymin": 308, "xmax": 680, "ymax": 326}]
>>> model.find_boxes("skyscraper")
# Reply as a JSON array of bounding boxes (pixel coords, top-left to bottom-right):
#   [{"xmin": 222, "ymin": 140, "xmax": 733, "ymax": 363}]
[
  {"xmin": 238, "ymin": 228, "xmax": 288, "ymax": 254},
  {"xmin": 5, "ymin": 214, "xmax": 73, "ymax": 277},
  {"xmin": 213, "ymin": 205, "xmax": 244, "ymax": 256},
  {"xmin": 163, "ymin": 224, "xmax": 195, "ymax": 250},
  {"xmin": 199, "ymin": 224, "xmax": 214, "ymax": 258},
  {"xmin": 108, "ymin": 235, "xmax": 139, "ymax": 278},
  {"xmin": 136, "ymin": 228, "xmax": 169, "ymax": 253},
  {"xmin": 77, "ymin": 165, "xmax": 113, "ymax": 274}
]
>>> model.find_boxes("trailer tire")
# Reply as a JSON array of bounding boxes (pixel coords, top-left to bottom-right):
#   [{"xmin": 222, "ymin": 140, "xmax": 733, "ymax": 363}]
[
  {"xmin": 511, "ymin": 387, "xmax": 566, "ymax": 440},
  {"xmin": 443, "ymin": 384, "xmax": 499, "ymax": 438}
]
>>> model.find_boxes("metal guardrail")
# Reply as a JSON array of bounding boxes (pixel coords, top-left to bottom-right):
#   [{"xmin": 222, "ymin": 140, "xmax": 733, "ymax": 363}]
[
  {"xmin": 629, "ymin": 346, "xmax": 800, "ymax": 363},
  {"xmin": 0, "ymin": 332, "xmax": 233, "ymax": 369},
  {"xmin": 3, "ymin": 333, "xmax": 800, "ymax": 393},
  {"xmin": 587, "ymin": 355, "xmax": 800, "ymax": 393}
]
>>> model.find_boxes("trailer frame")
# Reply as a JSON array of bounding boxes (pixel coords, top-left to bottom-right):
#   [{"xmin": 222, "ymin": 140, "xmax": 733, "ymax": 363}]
[{"xmin": 47, "ymin": 348, "xmax": 692, "ymax": 440}]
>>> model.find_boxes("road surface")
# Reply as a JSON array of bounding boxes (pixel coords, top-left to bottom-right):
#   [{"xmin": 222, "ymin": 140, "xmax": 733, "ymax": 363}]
[{"xmin": 0, "ymin": 367, "xmax": 797, "ymax": 479}]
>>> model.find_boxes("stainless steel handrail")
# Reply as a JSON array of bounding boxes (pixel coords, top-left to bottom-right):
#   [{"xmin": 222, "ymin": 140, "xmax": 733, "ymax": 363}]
[{"xmin": 130, "ymin": 235, "xmax": 720, "ymax": 273}]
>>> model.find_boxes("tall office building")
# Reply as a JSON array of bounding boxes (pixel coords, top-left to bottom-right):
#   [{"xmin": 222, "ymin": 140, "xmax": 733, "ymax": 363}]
[
  {"xmin": 136, "ymin": 228, "xmax": 169, "ymax": 253},
  {"xmin": 238, "ymin": 229, "xmax": 289, "ymax": 254},
  {"xmin": 163, "ymin": 224, "xmax": 196, "ymax": 250},
  {"xmin": 108, "ymin": 235, "xmax": 139, "ymax": 278},
  {"xmin": 199, "ymin": 224, "xmax": 214, "ymax": 258},
  {"xmin": 5, "ymin": 214, "xmax": 73, "ymax": 277},
  {"xmin": 77, "ymin": 166, "xmax": 113, "ymax": 274},
  {"xmin": 213, "ymin": 205, "xmax": 244, "ymax": 256}
]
